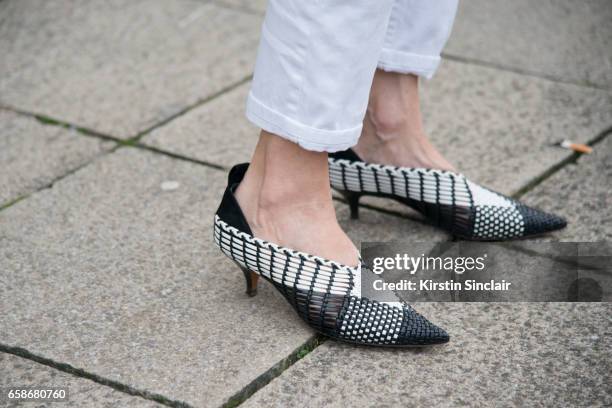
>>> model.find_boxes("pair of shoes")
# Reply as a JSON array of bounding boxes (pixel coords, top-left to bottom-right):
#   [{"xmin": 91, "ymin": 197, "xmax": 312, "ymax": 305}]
[
  {"xmin": 329, "ymin": 149, "xmax": 567, "ymax": 241},
  {"xmin": 214, "ymin": 164, "xmax": 449, "ymax": 347},
  {"xmin": 214, "ymin": 152, "xmax": 566, "ymax": 347}
]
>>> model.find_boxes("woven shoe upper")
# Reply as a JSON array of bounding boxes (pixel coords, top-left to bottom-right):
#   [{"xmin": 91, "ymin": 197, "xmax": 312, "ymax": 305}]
[
  {"xmin": 397, "ymin": 304, "xmax": 450, "ymax": 345},
  {"xmin": 515, "ymin": 202, "xmax": 567, "ymax": 236},
  {"xmin": 336, "ymin": 296, "xmax": 449, "ymax": 346}
]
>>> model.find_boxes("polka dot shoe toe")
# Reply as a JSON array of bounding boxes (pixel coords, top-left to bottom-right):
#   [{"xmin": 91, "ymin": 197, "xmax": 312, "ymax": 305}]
[
  {"xmin": 214, "ymin": 163, "xmax": 450, "ymax": 347},
  {"xmin": 329, "ymin": 149, "xmax": 566, "ymax": 241}
]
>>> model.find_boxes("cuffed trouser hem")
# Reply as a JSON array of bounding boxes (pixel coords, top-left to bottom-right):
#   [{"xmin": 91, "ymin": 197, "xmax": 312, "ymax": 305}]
[
  {"xmin": 246, "ymin": 91, "xmax": 362, "ymax": 153},
  {"xmin": 377, "ymin": 48, "xmax": 441, "ymax": 79}
]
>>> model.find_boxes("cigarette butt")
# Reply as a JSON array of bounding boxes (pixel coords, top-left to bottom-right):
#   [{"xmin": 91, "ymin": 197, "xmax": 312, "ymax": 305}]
[{"xmin": 560, "ymin": 140, "xmax": 593, "ymax": 154}]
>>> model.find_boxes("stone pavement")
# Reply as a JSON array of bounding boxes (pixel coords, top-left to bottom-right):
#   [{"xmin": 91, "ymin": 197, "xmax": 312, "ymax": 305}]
[{"xmin": 0, "ymin": 1, "xmax": 610, "ymax": 407}]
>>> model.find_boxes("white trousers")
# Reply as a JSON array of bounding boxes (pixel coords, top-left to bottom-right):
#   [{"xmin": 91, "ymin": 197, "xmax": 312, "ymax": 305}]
[{"xmin": 246, "ymin": 0, "xmax": 459, "ymax": 152}]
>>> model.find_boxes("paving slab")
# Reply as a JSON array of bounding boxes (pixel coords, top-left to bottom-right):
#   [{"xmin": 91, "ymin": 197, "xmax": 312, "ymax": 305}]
[
  {"xmin": 243, "ymin": 303, "xmax": 612, "ymax": 408},
  {"xmin": 0, "ymin": 147, "xmax": 314, "ymax": 407},
  {"xmin": 522, "ymin": 135, "xmax": 612, "ymax": 242},
  {"xmin": 422, "ymin": 60, "xmax": 612, "ymax": 195},
  {"xmin": 0, "ymin": 352, "xmax": 161, "ymax": 407},
  {"xmin": 145, "ymin": 82, "xmax": 258, "ymax": 168},
  {"xmin": 215, "ymin": 0, "xmax": 267, "ymax": 15},
  {"xmin": 446, "ymin": 0, "xmax": 612, "ymax": 89},
  {"xmin": 144, "ymin": 59, "xmax": 612, "ymax": 219},
  {"xmin": 0, "ymin": 0, "xmax": 261, "ymax": 138},
  {"xmin": 0, "ymin": 109, "xmax": 113, "ymax": 207}
]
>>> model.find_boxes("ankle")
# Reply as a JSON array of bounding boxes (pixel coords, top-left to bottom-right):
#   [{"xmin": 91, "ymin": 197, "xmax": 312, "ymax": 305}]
[
  {"xmin": 235, "ymin": 130, "xmax": 334, "ymax": 222},
  {"xmin": 367, "ymin": 71, "xmax": 424, "ymax": 135},
  {"xmin": 364, "ymin": 107, "xmax": 411, "ymax": 143},
  {"xmin": 355, "ymin": 109, "xmax": 418, "ymax": 160},
  {"xmin": 257, "ymin": 179, "xmax": 331, "ymax": 213}
]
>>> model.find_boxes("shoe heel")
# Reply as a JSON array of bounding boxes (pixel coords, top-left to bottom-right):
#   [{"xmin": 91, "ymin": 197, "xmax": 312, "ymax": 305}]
[
  {"xmin": 237, "ymin": 263, "xmax": 259, "ymax": 297},
  {"xmin": 341, "ymin": 191, "xmax": 361, "ymax": 219}
]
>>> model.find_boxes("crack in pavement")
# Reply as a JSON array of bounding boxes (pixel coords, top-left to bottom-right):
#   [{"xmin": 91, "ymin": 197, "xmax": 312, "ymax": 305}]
[
  {"xmin": 220, "ymin": 336, "xmax": 323, "ymax": 408},
  {"xmin": 512, "ymin": 125, "xmax": 612, "ymax": 199},
  {"xmin": 131, "ymin": 74, "xmax": 253, "ymax": 144},
  {"xmin": 0, "ymin": 145, "xmax": 121, "ymax": 214},
  {"xmin": 0, "ymin": 74, "xmax": 252, "ymax": 213},
  {"xmin": 442, "ymin": 53, "xmax": 612, "ymax": 92},
  {"xmin": 0, "ymin": 345, "xmax": 193, "ymax": 408},
  {"xmin": 1, "ymin": 335, "xmax": 323, "ymax": 408}
]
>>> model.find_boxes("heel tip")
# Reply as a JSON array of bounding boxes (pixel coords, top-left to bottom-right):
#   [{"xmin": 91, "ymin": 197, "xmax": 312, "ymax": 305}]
[{"xmin": 246, "ymin": 288, "xmax": 258, "ymax": 297}]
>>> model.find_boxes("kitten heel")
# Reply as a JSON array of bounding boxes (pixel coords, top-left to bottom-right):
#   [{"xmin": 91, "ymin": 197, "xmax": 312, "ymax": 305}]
[
  {"xmin": 340, "ymin": 191, "xmax": 362, "ymax": 220},
  {"xmin": 238, "ymin": 264, "xmax": 259, "ymax": 297}
]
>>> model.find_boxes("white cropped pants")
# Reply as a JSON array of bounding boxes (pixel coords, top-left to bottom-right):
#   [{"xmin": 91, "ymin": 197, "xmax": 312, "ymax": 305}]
[{"xmin": 246, "ymin": 0, "xmax": 459, "ymax": 152}]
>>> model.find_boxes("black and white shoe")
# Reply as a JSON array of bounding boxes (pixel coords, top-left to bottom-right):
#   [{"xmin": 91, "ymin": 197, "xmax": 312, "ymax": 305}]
[
  {"xmin": 329, "ymin": 149, "xmax": 566, "ymax": 241},
  {"xmin": 214, "ymin": 163, "xmax": 449, "ymax": 347}
]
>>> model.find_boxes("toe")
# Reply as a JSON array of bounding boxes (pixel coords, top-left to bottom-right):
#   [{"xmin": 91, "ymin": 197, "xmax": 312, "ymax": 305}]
[
  {"xmin": 397, "ymin": 306, "xmax": 450, "ymax": 346},
  {"xmin": 516, "ymin": 204, "xmax": 567, "ymax": 236}
]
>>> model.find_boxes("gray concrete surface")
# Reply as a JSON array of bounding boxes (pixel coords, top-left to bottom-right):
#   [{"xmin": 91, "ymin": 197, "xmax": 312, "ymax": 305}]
[
  {"xmin": 145, "ymin": 82, "xmax": 257, "ymax": 168},
  {"xmin": 523, "ymin": 134, "xmax": 612, "ymax": 242},
  {"xmin": 422, "ymin": 60, "xmax": 612, "ymax": 194},
  {"xmin": 215, "ymin": 0, "xmax": 267, "ymax": 14},
  {"xmin": 243, "ymin": 303, "xmax": 612, "ymax": 408},
  {"xmin": 0, "ymin": 352, "xmax": 162, "ymax": 407},
  {"xmin": 0, "ymin": 109, "xmax": 113, "ymax": 207},
  {"xmin": 0, "ymin": 148, "xmax": 312, "ymax": 407},
  {"xmin": 446, "ymin": 0, "xmax": 612, "ymax": 89},
  {"xmin": 0, "ymin": 0, "xmax": 261, "ymax": 138}
]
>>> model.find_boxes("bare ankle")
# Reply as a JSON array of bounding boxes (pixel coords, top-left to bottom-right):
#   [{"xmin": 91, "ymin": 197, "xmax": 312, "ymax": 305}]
[
  {"xmin": 358, "ymin": 72, "xmax": 425, "ymax": 150},
  {"xmin": 233, "ymin": 132, "xmax": 358, "ymax": 266},
  {"xmin": 235, "ymin": 130, "xmax": 334, "ymax": 223},
  {"xmin": 354, "ymin": 70, "xmax": 454, "ymax": 171},
  {"xmin": 364, "ymin": 108, "xmax": 403, "ymax": 139},
  {"xmin": 354, "ymin": 109, "xmax": 416, "ymax": 162}
]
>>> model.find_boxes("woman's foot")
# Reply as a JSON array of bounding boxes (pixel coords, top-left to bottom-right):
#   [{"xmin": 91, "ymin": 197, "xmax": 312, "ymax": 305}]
[
  {"xmin": 235, "ymin": 131, "xmax": 359, "ymax": 266},
  {"xmin": 353, "ymin": 70, "xmax": 455, "ymax": 172},
  {"xmin": 215, "ymin": 161, "xmax": 451, "ymax": 346}
]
